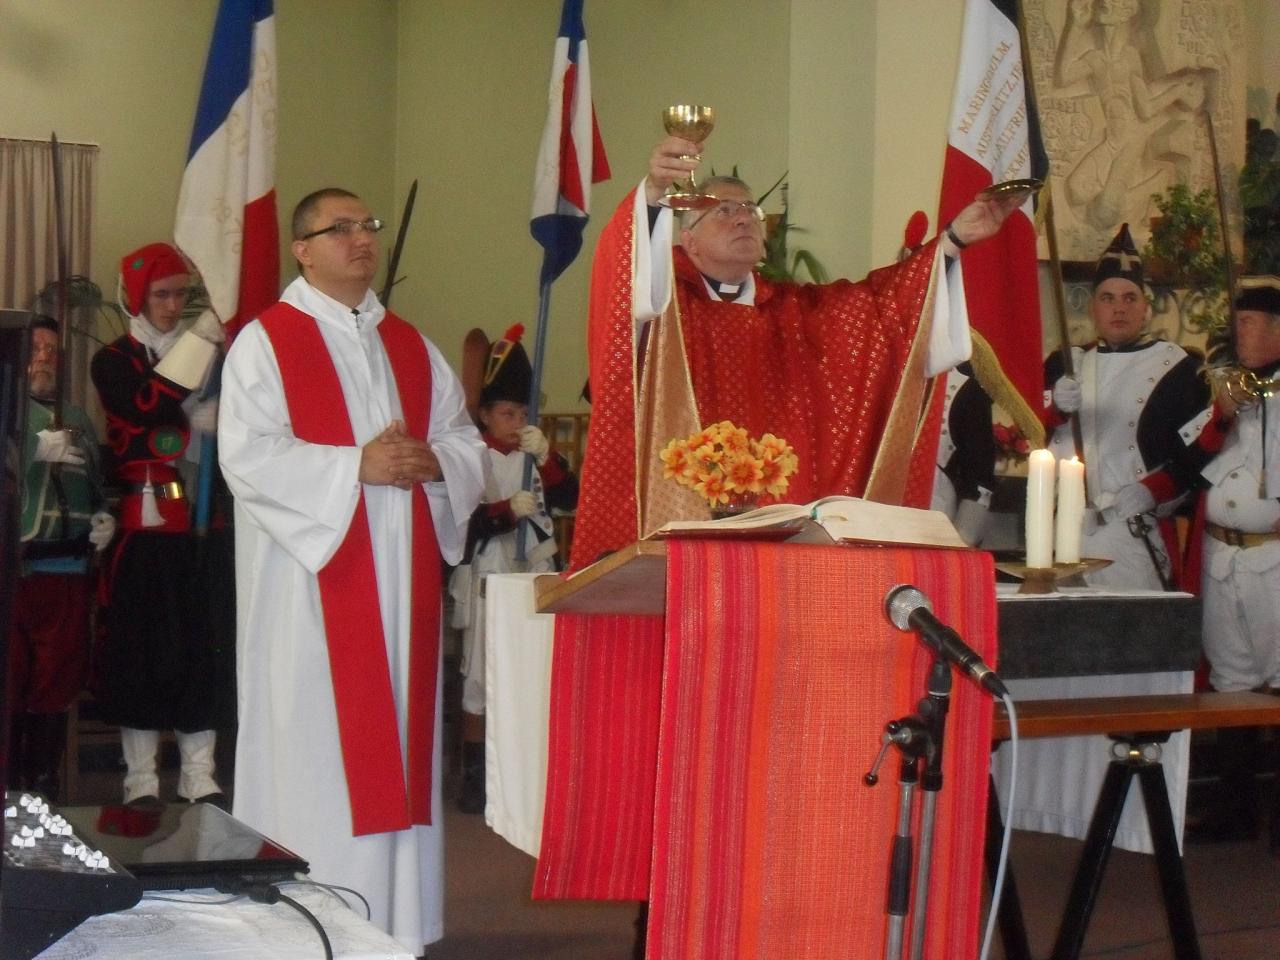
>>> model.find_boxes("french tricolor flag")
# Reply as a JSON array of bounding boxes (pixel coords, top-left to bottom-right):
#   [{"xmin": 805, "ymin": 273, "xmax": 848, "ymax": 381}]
[
  {"xmin": 938, "ymin": 0, "xmax": 1048, "ymax": 447},
  {"xmin": 530, "ymin": 0, "xmax": 610, "ymax": 285},
  {"xmin": 175, "ymin": 0, "xmax": 279, "ymax": 342}
]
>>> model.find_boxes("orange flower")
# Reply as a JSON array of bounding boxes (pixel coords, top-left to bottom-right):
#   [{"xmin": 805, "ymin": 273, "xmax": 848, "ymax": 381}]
[
  {"xmin": 755, "ymin": 432, "xmax": 792, "ymax": 461},
  {"xmin": 694, "ymin": 469, "xmax": 730, "ymax": 505},
  {"xmin": 717, "ymin": 423, "xmax": 751, "ymax": 455},
  {"xmin": 759, "ymin": 456, "xmax": 791, "ymax": 497},
  {"xmin": 662, "ymin": 421, "xmax": 798, "ymax": 509},
  {"xmin": 724, "ymin": 453, "xmax": 765, "ymax": 494},
  {"xmin": 660, "ymin": 439, "xmax": 692, "ymax": 480}
]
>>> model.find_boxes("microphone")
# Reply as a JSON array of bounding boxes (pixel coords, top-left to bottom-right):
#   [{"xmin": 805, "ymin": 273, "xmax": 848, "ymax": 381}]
[{"xmin": 884, "ymin": 584, "xmax": 1008, "ymax": 698}]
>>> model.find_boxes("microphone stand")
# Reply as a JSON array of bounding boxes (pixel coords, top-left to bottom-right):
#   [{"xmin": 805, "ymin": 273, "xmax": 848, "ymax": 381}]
[
  {"xmin": 910, "ymin": 658, "xmax": 952, "ymax": 960},
  {"xmin": 874, "ymin": 715, "xmax": 927, "ymax": 960},
  {"xmin": 866, "ymin": 657, "xmax": 952, "ymax": 960}
]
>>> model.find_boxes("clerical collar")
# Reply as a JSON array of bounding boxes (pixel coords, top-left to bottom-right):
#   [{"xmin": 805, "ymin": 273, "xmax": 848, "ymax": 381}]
[
  {"xmin": 702, "ymin": 273, "xmax": 748, "ymax": 302},
  {"xmin": 1097, "ymin": 336, "xmax": 1155, "ymax": 353}
]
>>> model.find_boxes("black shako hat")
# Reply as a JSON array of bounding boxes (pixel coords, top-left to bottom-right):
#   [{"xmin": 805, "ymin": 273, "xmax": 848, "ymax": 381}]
[
  {"xmin": 1094, "ymin": 223, "xmax": 1145, "ymax": 290},
  {"xmin": 1235, "ymin": 275, "xmax": 1280, "ymax": 316},
  {"xmin": 479, "ymin": 324, "xmax": 532, "ymax": 407}
]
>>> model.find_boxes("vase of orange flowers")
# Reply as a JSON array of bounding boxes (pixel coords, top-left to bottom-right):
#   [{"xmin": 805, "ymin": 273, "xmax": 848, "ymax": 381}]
[{"xmin": 659, "ymin": 420, "xmax": 798, "ymax": 516}]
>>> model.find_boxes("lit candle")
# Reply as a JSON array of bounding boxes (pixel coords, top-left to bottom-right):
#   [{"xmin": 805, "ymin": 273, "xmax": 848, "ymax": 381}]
[
  {"xmin": 1054, "ymin": 456, "xmax": 1085, "ymax": 565},
  {"xmin": 1025, "ymin": 449, "xmax": 1056, "ymax": 568}
]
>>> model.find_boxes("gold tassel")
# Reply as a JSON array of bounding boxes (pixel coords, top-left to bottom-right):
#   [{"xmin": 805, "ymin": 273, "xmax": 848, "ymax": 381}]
[{"xmin": 968, "ymin": 331, "xmax": 1047, "ymax": 449}]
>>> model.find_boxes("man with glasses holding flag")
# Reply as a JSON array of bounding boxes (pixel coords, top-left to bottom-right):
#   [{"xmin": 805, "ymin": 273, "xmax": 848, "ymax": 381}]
[{"xmin": 218, "ymin": 187, "xmax": 486, "ymax": 953}]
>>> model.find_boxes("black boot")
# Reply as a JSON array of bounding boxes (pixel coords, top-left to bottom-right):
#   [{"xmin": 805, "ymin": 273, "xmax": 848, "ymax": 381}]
[
  {"xmin": 457, "ymin": 740, "xmax": 485, "ymax": 815},
  {"xmin": 25, "ymin": 713, "xmax": 68, "ymax": 803},
  {"xmin": 1187, "ymin": 726, "xmax": 1260, "ymax": 844}
]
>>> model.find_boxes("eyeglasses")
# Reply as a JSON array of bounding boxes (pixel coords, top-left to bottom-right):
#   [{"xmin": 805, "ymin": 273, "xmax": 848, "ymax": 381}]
[
  {"xmin": 299, "ymin": 218, "xmax": 385, "ymax": 240},
  {"xmin": 688, "ymin": 200, "xmax": 765, "ymax": 230}
]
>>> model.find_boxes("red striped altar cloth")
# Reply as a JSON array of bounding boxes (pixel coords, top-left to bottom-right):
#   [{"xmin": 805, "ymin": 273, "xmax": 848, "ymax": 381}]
[{"xmin": 534, "ymin": 540, "xmax": 997, "ymax": 960}]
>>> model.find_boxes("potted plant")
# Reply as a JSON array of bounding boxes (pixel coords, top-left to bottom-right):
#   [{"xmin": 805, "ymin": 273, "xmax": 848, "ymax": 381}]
[{"xmin": 1142, "ymin": 183, "xmax": 1227, "ymax": 338}]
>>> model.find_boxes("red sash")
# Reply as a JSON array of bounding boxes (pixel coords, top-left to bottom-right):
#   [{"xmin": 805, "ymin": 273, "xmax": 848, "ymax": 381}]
[{"xmin": 260, "ymin": 302, "xmax": 441, "ymax": 836}]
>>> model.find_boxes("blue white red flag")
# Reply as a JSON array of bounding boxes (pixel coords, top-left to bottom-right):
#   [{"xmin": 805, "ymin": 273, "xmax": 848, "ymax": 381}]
[
  {"xmin": 530, "ymin": 0, "xmax": 610, "ymax": 285},
  {"xmin": 175, "ymin": 0, "xmax": 279, "ymax": 341},
  {"xmin": 938, "ymin": 0, "xmax": 1048, "ymax": 447}
]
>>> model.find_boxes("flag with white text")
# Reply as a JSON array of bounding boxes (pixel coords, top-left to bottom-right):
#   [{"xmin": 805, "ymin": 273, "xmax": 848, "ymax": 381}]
[
  {"xmin": 939, "ymin": 0, "xmax": 1047, "ymax": 446},
  {"xmin": 175, "ymin": 0, "xmax": 279, "ymax": 341},
  {"xmin": 530, "ymin": 0, "xmax": 610, "ymax": 285}
]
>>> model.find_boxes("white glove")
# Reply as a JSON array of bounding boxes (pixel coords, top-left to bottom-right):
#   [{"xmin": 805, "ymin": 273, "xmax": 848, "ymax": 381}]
[
  {"xmin": 509, "ymin": 489, "xmax": 538, "ymax": 519},
  {"xmin": 518, "ymin": 425, "xmax": 550, "ymax": 465},
  {"xmin": 1052, "ymin": 376, "xmax": 1082, "ymax": 413},
  {"xmin": 191, "ymin": 309, "xmax": 226, "ymax": 344},
  {"xmin": 188, "ymin": 398, "xmax": 219, "ymax": 434},
  {"xmin": 1083, "ymin": 507, "xmax": 1101, "ymax": 537},
  {"xmin": 1113, "ymin": 482, "xmax": 1156, "ymax": 519},
  {"xmin": 35, "ymin": 428, "xmax": 86, "ymax": 465},
  {"xmin": 88, "ymin": 511, "xmax": 116, "ymax": 552}
]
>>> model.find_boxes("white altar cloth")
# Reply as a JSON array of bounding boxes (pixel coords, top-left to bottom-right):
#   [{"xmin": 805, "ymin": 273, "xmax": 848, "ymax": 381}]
[{"xmin": 35, "ymin": 883, "xmax": 413, "ymax": 960}]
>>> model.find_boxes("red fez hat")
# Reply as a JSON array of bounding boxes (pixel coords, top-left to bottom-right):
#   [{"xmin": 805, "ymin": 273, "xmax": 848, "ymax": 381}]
[{"xmin": 120, "ymin": 243, "xmax": 188, "ymax": 316}]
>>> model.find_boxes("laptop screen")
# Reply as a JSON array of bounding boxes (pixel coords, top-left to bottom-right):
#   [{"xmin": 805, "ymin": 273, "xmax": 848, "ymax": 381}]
[{"xmin": 60, "ymin": 803, "xmax": 309, "ymax": 891}]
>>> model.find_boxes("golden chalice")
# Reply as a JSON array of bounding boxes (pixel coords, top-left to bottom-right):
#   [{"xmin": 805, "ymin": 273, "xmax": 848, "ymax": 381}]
[{"xmin": 659, "ymin": 104, "xmax": 719, "ymax": 211}]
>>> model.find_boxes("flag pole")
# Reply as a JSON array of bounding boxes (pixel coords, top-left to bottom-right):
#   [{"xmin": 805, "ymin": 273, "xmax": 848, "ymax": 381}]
[
  {"xmin": 1015, "ymin": 3, "xmax": 1084, "ymax": 471},
  {"xmin": 515, "ymin": 276, "xmax": 553, "ymax": 563}
]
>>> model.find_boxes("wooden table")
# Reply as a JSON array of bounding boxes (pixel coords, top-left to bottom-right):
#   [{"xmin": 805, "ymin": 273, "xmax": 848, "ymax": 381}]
[{"xmin": 988, "ymin": 691, "xmax": 1280, "ymax": 960}]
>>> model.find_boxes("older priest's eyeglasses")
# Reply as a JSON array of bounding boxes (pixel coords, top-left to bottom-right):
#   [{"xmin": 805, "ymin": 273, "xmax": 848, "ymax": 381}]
[
  {"xmin": 687, "ymin": 200, "xmax": 765, "ymax": 230},
  {"xmin": 300, "ymin": 218, "xmax": 385, "ymax": 240}
]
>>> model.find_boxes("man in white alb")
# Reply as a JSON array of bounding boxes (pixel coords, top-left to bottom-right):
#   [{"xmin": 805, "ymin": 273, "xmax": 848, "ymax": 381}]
[{"xmin": 218, "ymin": 187, "xmax": 486, "ymax": 953}]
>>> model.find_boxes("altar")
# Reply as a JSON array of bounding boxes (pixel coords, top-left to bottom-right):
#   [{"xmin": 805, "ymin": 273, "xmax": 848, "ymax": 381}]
[
  {"xmin": 486, "ymin": 541, "xmax": 999, "ymax": 960},
  {"xmin": 482, "ymin": 571, "xmax": 1201, "ymax": 862}
]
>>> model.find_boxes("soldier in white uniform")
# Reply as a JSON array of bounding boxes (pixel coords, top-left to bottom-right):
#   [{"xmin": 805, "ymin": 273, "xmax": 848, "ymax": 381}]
[
  {"xmin": 1176, "ymin": 277, "xmax": 1280, "ymax": 848},
  {"xmin": 1044, "ymin": 223, "xmax": 1209, "ymax": 588}
]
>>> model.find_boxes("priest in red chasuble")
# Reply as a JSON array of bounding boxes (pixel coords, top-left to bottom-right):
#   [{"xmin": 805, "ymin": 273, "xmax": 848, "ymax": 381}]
[
  {"xmin": 570, "ymin": 136, "xmax": 1025, "ymax": 569},
  {"xmin": 536, "ymin": 141, "xmax": 1024, "ymax": 914}
]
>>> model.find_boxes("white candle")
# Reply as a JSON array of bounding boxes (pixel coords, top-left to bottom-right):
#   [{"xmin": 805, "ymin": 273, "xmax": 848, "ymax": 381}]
[
  {"xmin": 1025, "ymin": 449, "xmax": 1056, "ymax": 568},
  {"xmin": 1054, "ymin": 456, "xmax": 1085, "ymax": 565}
]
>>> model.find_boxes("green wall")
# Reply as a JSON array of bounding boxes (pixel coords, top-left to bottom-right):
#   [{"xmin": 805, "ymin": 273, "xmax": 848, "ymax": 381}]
[
  {"xmin": 393, "ymin": 0, "xmax": 791, "ymax": 410},
  {"xmin": 0, "ymin": 0, "xmax": 398, "ymax": 315},
  {"xmin": 9, "ymin": 1, "xmax": 1271, "ymax": 412}
]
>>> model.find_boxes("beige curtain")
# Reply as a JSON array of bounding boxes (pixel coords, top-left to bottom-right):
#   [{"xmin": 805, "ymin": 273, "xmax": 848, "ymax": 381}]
[{"xmin": 0, "ymin": 137, "xmax": 97, "ymax": 406}]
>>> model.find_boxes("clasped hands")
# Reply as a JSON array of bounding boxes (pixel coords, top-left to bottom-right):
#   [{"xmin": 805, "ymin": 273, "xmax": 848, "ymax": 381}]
[{"xmin": 359, "ymin": 420, "xmax": 440, "ymax": 490}]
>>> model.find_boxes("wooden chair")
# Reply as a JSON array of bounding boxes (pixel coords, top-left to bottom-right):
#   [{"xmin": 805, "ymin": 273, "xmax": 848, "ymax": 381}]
[{"xmin": 538, "ymin": 411, "xmax": 590, "ymax": 562}]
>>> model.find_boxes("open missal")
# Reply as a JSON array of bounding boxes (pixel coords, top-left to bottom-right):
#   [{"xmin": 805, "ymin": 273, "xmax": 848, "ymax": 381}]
[{"xmin": 650, "ymin": 496, "xmax": 967, "ymax": 550}]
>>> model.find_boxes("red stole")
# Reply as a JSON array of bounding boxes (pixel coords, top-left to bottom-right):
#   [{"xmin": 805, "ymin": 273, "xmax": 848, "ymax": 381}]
[{"xmin": 259, "ymin": 302, "xmax": 441, "ymax": 836}]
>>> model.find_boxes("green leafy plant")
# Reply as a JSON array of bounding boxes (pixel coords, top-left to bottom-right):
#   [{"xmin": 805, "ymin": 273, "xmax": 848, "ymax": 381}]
[{"xmin": 1142, "ymin": 183, "xmax": 1227, "ymax": 336}]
